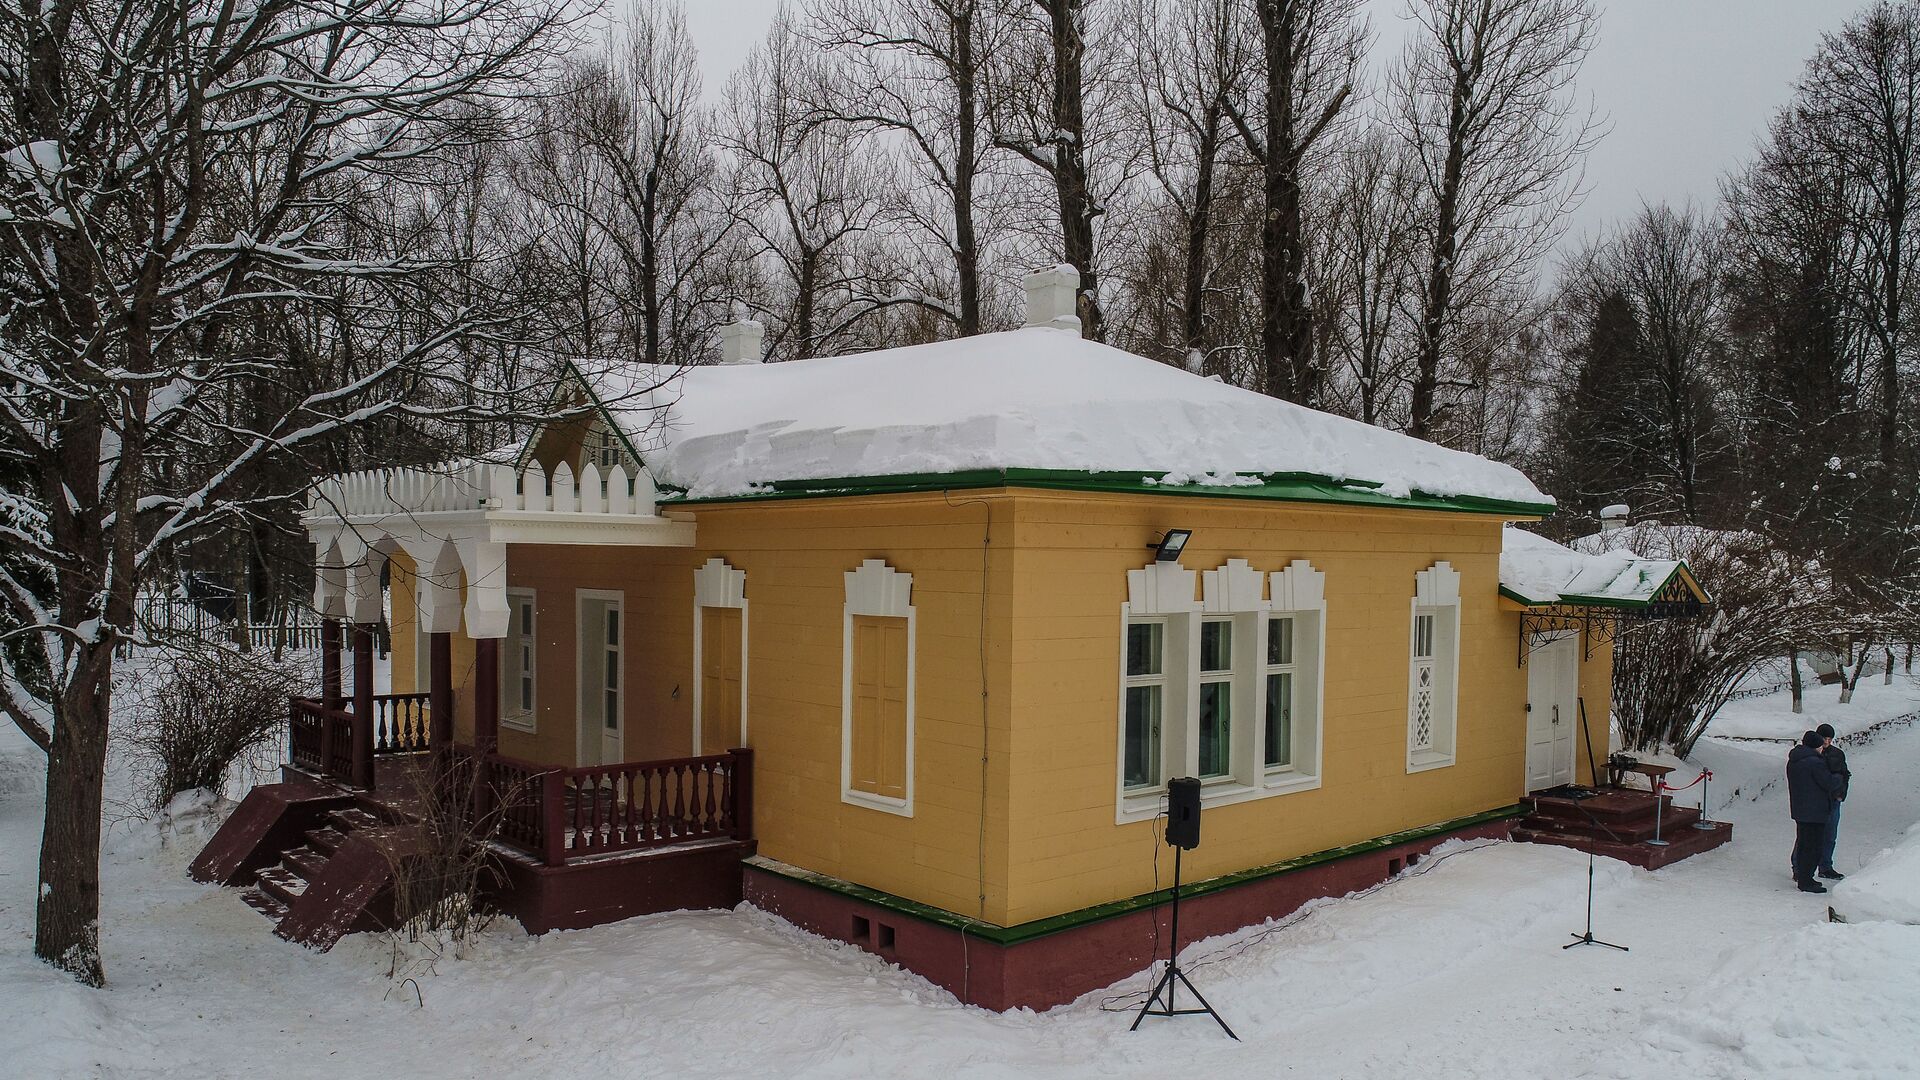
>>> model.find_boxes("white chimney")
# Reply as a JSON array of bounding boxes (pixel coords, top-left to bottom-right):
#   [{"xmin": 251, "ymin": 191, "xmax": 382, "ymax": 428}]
[
  {"xmin": 717, "ymin": 319, "xmax": 765, "ymax": 364},
  {"xmin": 1022, "ymin": 264, "xmax": 1082, "ymax": 332},
  {"xmin": 1599, "ymin": 504, "xmax": 1629, "ymax": 532}
]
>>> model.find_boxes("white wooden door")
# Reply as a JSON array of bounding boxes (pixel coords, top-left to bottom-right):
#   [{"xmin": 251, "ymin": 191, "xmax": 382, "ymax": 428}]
[
  {"xmin": 577, "ymin": 593, "xmax": 624, "ymax": 767},
  {"xmin": 1526, "ymin": 635, "xmax": 1579, "ymax": 790}
]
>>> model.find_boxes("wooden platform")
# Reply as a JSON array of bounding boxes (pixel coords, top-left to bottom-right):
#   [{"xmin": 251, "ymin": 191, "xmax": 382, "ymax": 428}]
[{"xmin": 1513, "ymin": 786, "xmax": 1732, "ymax": 869}]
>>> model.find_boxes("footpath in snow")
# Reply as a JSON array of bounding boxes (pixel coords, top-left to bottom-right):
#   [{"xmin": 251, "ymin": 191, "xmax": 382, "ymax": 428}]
[{"xmin": 4, "ymin": 679, "xmax": 1920, "ymax": 1079}]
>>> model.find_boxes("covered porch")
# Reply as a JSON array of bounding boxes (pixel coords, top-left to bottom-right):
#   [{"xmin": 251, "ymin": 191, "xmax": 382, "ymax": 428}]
[{"xmin": 189, "ymin": 457, "xmax": 755, "ymax": 945}]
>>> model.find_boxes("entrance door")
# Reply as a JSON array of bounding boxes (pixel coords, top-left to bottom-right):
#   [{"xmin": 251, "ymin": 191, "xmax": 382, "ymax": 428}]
[
  {"xmin": 578, "ymin": 592, "xmax": 624, "ymax": 766},
  {"xmin": 700, "ymin": 606, "xmax": 743, "ymax": 755},
  {"xmin": 1526, "ymin": 634, "xmax": 1579, "ymax": 790}
]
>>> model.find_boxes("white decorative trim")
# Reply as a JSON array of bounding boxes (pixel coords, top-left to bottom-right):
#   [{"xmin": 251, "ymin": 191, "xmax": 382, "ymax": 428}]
[
  {"xmin": 845, "ymin": 559, "xmax": 914, "ymax": 618},
  {"xmin": 1126, "ymin": 560, "xmax": 1199, "ymax": 615},
  {"xmin": 692, "ymin": 558, "xmax": 750, "ymax": 753},
  {"xmin": 1270, "ymin": 559, "xmax": 1326, "ymax": 611},
  {"xmin": 693, "ymin": 557, "xmax": 748, "ymax": 609},
  {"xmin": 1415, "ymin": 560, "xmax": 1461, "ymax": 605},
  {"xmin": 1202, "ymin": 558, "xmax": 1265, "ymax": 614},
  {"xmin": 842, "ymin": 561, "xmax": 915, "ymax": 816}
]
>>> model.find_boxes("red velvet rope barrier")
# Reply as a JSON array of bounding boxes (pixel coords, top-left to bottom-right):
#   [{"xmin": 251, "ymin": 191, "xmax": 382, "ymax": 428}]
[{"xmin": 1656, "ymin": 768, "xmax": 1712, "ymax": 793}]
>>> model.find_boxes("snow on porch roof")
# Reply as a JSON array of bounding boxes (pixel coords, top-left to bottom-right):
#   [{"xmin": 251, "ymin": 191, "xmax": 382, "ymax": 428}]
[
  {"xmin": 575, "ymin": 327, "xmax": 1555, "ymax": 513},
  {"xmin": 1499, "ymin": 526, "xmax": 1692, "ymax": 608}
]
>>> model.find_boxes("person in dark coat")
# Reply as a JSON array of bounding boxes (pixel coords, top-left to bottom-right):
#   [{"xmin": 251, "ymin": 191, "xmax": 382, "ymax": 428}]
[
  {"xmin": 1787, "ymin": 730, "xmax": 1841, "ymax": 893},
  {"xmin": 1816, "ymin": 723, "xmax": 1850, "ymax": 880}
]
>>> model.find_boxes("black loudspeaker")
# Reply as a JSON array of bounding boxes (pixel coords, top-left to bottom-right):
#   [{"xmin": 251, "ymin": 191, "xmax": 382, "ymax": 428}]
[{"xmin": 1165, "ymin": 776, "xmax": 1201, "ymax": 850}]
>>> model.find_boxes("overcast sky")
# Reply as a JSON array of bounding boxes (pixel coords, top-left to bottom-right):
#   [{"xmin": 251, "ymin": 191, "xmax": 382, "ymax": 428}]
[{"xmin": 685, "ymin": 0, "xmax": 1850, "ymax": 258}]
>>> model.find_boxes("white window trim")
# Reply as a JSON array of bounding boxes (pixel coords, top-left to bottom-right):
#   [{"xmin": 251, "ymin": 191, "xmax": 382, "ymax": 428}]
[
  {"xmin": 1407, "ymin": 562, "xmax": 1462, "ymax": 774},
  {"xmin": 500, "ymin": 588, "xmax": 538, "ymax": 733},
  {"xmin": 691, "ymin": 557, "xmax": 750, "ymax": 752},
  {"xmin": 841, "ymin": 560, "xmax": 915, "ymax": 817},
  {"xmin": 1264, "ymin": 560, "xmax": 1328, "ymax": 796},
  {"xmin": 1116, "ymin": 559, "xmax": 1328, "ymax": 823}
]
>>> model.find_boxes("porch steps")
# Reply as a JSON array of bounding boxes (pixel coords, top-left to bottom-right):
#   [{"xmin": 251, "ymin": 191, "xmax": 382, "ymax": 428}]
[
  {"xmin": 230, "ymin": 800, "xmax": 404, "ymax": 949},
  {"xmin": 1513, "ymin": 787, "xmax": 1733, "ymax": 870}
]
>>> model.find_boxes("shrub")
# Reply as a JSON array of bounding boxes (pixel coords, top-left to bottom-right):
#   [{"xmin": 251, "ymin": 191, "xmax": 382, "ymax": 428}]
[{"xmin": 126, "ymin": 645, "xmax": 300, "ymax": 813}]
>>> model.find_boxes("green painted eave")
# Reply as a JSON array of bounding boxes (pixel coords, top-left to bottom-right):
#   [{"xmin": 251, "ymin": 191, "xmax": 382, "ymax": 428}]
[
  {"xmin": 745, "ymin": 803, "xmax": 1525, "ymax": 947},
  {"xmin": 661, "ymin": 467, "xmax": 1553, "ymax": 518}
]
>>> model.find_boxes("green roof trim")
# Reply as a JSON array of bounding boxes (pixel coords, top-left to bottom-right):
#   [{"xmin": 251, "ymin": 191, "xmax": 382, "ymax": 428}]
[
  {"xmin": 744, "ymin": 803, "xmax": 1525, "ymax": 947},
  {"xmin": 663, "ymin": 467, "xmax": 1554, "ymax": 518}
]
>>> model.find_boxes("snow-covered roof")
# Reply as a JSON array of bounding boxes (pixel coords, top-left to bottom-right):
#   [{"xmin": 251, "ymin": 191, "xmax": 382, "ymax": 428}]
[
  {"xmin": 1500, "ymin": 526, "xmax": 1691, "ymax": 607},
  {"xmin": 576, "ymin": 328, "xmax": 1553, "ymax": 509}
]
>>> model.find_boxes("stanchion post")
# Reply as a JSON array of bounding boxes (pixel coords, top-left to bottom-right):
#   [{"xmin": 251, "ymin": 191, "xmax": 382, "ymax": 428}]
[
  {"xmin": 1647, "ymin": 784, "xmax": 1670, "ymax": 847},
  {"xmin": 1693, "ymin": 769, "xmax": 1715, "ymax": 831}
]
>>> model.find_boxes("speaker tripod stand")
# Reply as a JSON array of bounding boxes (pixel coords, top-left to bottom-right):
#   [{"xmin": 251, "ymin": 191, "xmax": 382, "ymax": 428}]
[
  {"xmin": 1130, "ymin": 846, "xmax": 1239, "ymax": 1039},
  {"xmin": 1563, "ymin": 852, "xmax": 1627, "ymax": 952}
]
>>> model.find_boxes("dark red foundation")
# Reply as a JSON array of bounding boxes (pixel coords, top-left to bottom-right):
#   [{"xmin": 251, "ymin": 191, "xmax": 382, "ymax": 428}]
[{"xmin": 744, "ymin": 817, "xmax": 1515, "ymax": 1012}]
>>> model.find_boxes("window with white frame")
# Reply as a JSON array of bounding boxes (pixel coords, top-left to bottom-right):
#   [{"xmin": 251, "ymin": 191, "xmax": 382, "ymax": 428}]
[
  {"xmin": 501, "ymin": 590, "xmax": 537, "ymax": 732},
  {"xmin": 1263, "ymin": 560, "xmax": 1325, "ymax": 787},
  {"xmin": 1122, "ymin": 619, "xmax": 1167, "ymax": 792},
  {"xmin": 1197, "ymin": 618, "xmax": 1235, "ymax": 779},
  {"xmin": 1407, "ymin": 562, "xmax": 1461, "ymax": 772},
  {"xmin": 1117, "ymin": 558, "xmax": 1326, "ymax": 821}
]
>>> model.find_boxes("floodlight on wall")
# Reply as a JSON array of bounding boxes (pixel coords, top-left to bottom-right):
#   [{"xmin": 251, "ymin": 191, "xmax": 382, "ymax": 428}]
[{"xmin": 1149, "ymin": 529, "xmax": 1193, "ymax": 562}]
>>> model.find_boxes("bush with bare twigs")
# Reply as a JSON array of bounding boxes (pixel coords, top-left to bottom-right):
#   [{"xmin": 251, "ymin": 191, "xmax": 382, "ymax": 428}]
[{"xmin": 124, "ymin": 647, "xmax": 302, "ymax": 814}]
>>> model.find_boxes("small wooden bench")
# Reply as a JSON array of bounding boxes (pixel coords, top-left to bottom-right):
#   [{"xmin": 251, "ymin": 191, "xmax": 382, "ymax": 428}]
[{"xmin": 1607, "ymin": 760, "xmax": 1674, "ymax": 792}]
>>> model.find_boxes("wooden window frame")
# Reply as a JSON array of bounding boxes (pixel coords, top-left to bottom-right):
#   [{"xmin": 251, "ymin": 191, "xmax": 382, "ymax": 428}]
[
  {"xmin": 1407, "ymin": 562, "xmax": 1462, "ymax": 774},
  {"xmin": 500, "ymin": 588, "xmax": 537, "ymax": 733},
  {"xmin": 692, "ymin": 557, "xmax": 750, "ymax": 753},
  {"xmin": 841, "ymin": 560, "xmax": 915, "ymax": 817}
]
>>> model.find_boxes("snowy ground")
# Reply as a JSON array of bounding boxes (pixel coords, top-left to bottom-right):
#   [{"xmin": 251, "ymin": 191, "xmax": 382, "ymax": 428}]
[{"xmin": 5, "ymin": 673, "xmax": 1920, "ymax": 1079}]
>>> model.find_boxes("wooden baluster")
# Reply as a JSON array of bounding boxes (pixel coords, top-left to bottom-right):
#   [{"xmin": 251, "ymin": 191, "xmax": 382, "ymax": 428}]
[
  {"xmin": 641, "ymin": 764, "xmax": 656, "ymax": 841},
  {"xmin": 703, "ymin": 761, "xmax": 718, "ymax": 833}
]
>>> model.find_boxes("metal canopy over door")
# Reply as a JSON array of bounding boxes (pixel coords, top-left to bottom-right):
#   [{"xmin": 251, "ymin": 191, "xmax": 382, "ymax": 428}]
[
  {"xmin": 578, "ymin": 591, "xmax": 624, "ymax": 767},
  {"xmin": 1526, "ymin": 634, "xmax": 1580, "ymax": 790}
]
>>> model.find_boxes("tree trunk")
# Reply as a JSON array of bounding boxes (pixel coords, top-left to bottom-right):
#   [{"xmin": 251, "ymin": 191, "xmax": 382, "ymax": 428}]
[
  {"xmin": 952, "ymin": 8, "xmax": 982, "ymax": 337},
  {"xmin": 1043, "ymin": 0, "xmax": 1103, "ymax": 341},
  {"xmin": 1181, "ymin": 106, "xmax": 1222, "ymax": 368},
  {"xmin": 35, "ymin": 650, "xmax": 111, "ymax": 987},
  {"xmin": 1789, "ymin": 649, "xmax": 1804, "ymax": 714},
  {"xmin": 1254, "ymin": 1, "xmax": 1316, "ymax": 405},
  {"xmin": 1410, "ymin": 67, "xmax": 1473, "ymax": 440}
]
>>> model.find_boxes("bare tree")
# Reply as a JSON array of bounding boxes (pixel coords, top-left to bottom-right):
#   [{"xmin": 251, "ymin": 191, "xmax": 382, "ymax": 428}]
[
  {"xmin": 1315, "ymin": 127, "xmax": 1419, "ymax": 426},
  {"xmin": 1226, "ymin": 0, "xmax": 1366, "ymax": 405},
  {"xmin": 987, "ymin": 0, "xmax": 1118, "ymax": 338},
  {"xmin": 1801, "ymin": 1, "xmax": 1920, "ymax": 471},
  {"xmin": 1118, "ymin": 0, "xmax": 1259, "ymax": 373},
  {"xmin": 811, "ymin": 0, "xmax": 1012, "ymax": 336},
  {"xmin": 719, "ymin": 9, "xmax": 890, "ymax": 359},
  {"xmin": 0, "ymin": 0, "xmax": 574, "ymax": 986},
  {"xmin": 1397, "ymin": 0, "xmax": 1597, "ymax": 440}
]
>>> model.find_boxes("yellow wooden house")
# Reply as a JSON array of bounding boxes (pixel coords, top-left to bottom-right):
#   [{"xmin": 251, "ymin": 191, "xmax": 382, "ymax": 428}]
[{"xmin": 198, "ymin": 268, "xmax": 1713, "ymax": 1009}]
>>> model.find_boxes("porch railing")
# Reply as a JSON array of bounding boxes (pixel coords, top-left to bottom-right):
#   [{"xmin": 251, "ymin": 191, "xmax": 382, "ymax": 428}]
[
  {"xmin": 372, "ymin": 693, "xmax": 432, "ymax": 755},
  {"xmin": 288, "ymin": 692, "xmax": 434, "ymax": 787},
  {"xmin": 289, "ymin": 698, "xmax": 356, "ymax": 781},
  {"xmin": 475, "ymin": 748, "xmax": 754, "ymax": 866}
]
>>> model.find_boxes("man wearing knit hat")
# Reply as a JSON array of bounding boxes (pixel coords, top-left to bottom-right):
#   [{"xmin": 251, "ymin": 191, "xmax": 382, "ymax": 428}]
[
  {"xmin": 1787, "ymin": 729, "xmax": 1842, "ymax": 893},
  {"xmin": 1815, "ymin": 723, "xmax": 1850, "ymax": 880}
]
